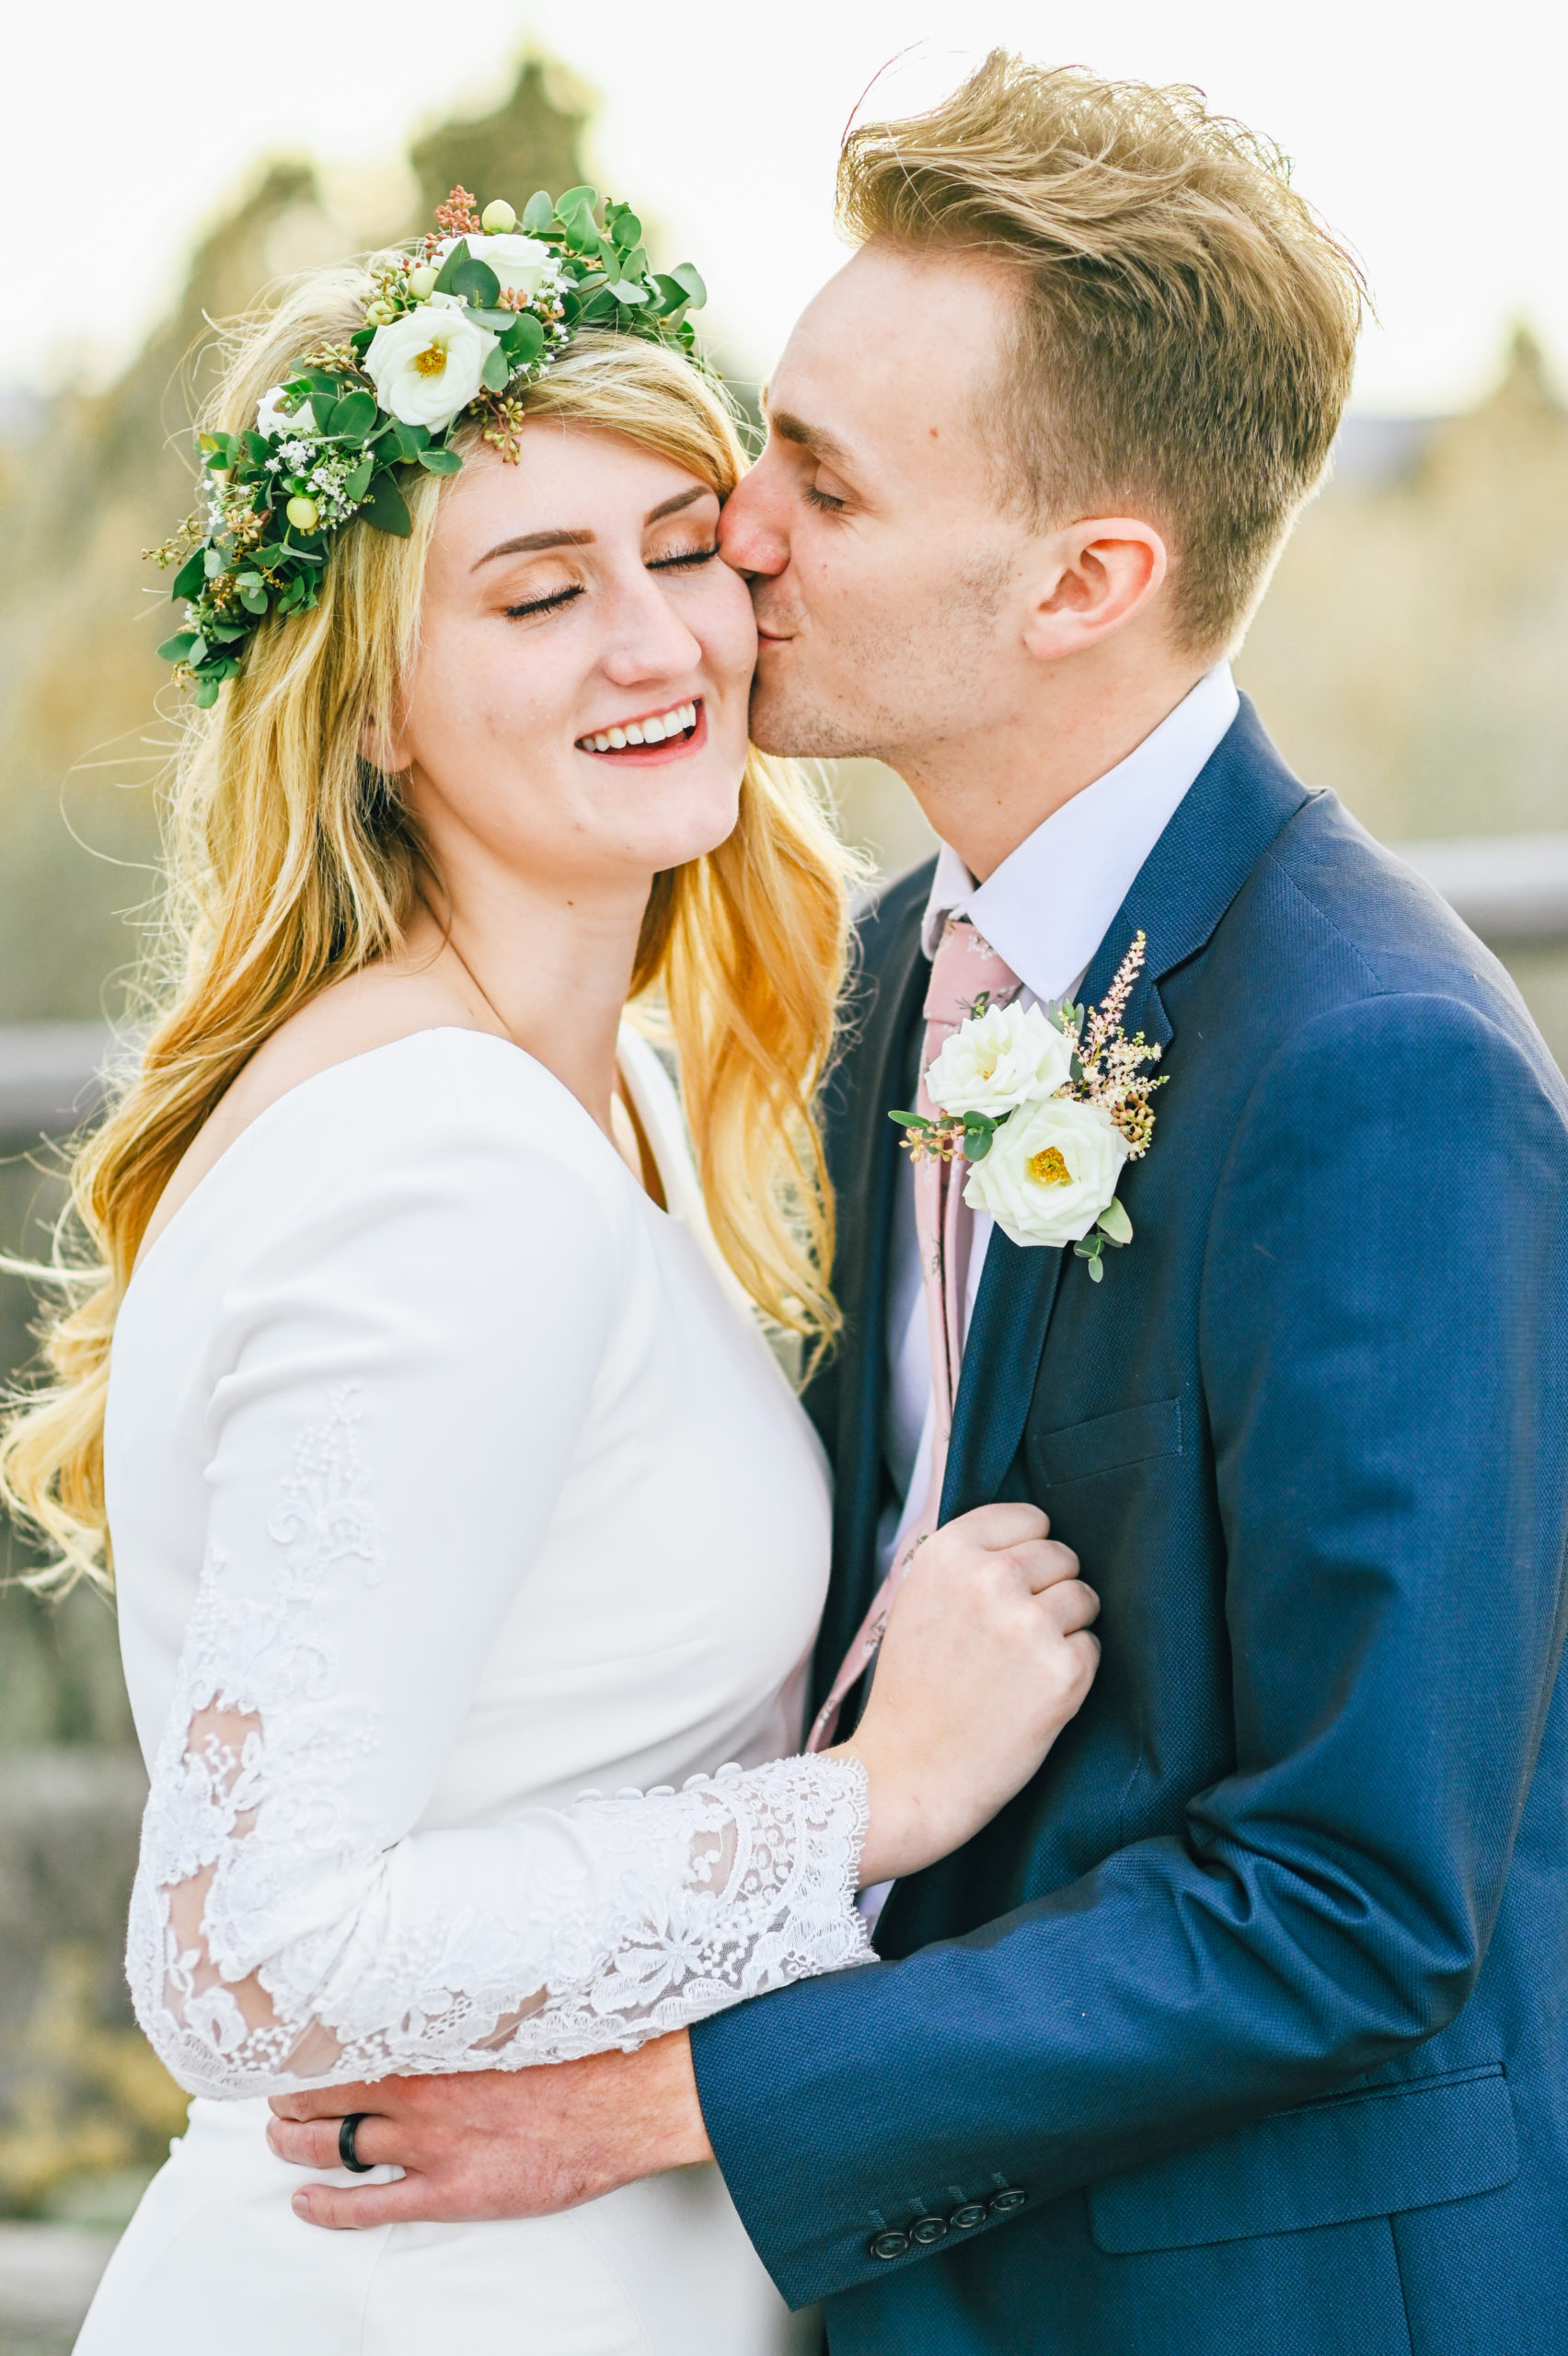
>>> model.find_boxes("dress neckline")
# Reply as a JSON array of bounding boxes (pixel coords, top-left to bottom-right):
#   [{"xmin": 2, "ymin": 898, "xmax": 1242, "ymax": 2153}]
[{"xmin": 128, "ymin": 1027, "xmax": 667, "ymax": 1299}]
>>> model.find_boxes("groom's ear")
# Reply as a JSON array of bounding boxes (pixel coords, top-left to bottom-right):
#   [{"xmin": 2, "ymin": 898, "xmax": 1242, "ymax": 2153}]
[{"xmin": 1019, "ymin": 518, "xmax": 1169, "ymax": 663}]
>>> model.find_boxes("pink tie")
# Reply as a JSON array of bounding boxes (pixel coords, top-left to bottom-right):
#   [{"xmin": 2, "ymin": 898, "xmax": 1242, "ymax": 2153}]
[{"xmin": 806, "ymin": 918, "xmax": 1022, "ymax": 1752}]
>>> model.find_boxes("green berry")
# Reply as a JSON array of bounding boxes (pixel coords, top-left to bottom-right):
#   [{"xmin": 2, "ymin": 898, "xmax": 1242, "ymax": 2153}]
[
  {"xmin": 286, "ymin": 495, "xmax": 320, "ymax": 532},
  {"xmin": 480, "ymin": 200, "xmax": 517, "ymax": 235}
]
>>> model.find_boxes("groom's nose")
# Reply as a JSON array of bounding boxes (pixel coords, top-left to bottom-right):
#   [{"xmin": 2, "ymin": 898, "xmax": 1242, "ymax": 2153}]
[{"xmin": 720, "ymin": 463, "xmax": 790, "ymax": 579}]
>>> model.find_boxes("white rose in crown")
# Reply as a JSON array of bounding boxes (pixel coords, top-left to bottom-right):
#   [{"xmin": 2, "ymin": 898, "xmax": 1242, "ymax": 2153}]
[
  {"xmin": 436, "ymin": 232, "xmax": 554, "ymax": 299},
  {"xmin": 363, "ymin": 304, "xmax": 499, "ymax": 430},
  {"xmin": 924, "ymin": 1000, "xmax": 1074, "ymax": 1118},
  {"xmin": 255, "ymin": 384, "xmax": 317, "ymax": 440},
  {"xmin": 963, "ymin": 1094, "xmax": 1132, "ymax": 1248}
]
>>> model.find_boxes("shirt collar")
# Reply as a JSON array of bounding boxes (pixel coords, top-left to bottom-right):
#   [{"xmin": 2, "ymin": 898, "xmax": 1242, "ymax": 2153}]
[{"xmin": 920, "ymin": 662, "xmax": 1240, "ymax": 1004}]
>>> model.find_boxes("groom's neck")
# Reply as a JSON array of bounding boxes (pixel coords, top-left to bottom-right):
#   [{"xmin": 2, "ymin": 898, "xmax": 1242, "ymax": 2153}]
[{"xmin": 893, "ymin": 641, "xmax": 1213, "ymax": 883}]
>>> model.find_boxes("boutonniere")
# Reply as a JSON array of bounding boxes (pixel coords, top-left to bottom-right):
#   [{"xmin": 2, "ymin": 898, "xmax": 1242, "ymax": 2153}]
[{"xmin": 890, "ymin": 932, "xmax": 1167, "ymax": 1279}]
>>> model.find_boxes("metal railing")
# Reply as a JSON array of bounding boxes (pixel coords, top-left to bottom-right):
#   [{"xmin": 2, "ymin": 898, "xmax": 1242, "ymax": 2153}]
[{"xmin": 2, "ymin": 830, "xmax": 1567, "ymax": 1149}]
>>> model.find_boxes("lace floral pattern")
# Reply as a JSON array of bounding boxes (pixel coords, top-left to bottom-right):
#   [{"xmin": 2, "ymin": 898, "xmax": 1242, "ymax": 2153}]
[{"xmin": 127, "ymin": 1392, "xmax": 872, "ymax": 2097}]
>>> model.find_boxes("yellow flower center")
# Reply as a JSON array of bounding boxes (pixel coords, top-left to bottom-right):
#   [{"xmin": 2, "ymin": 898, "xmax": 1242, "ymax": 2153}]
[
  {"xmin": 1026, "ymin": 1147, "xmax": 1072, "ymax": 1187},
  {"xmin": 414, "ymin": 341, "xmax": 449, "ymax": 378},
  {"xmin": 974, "ymin": 1057, "xmax": 997, "ymax": 1080}
]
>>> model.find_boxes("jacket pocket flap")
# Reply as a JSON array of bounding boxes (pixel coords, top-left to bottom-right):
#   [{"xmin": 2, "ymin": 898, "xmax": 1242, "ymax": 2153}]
[
  {"xmin": 1029, "ymin": 1396, "xmax": 1182, "ymax": 1488},
  {"xmin": 1087, "ymin": 2066, "xmax": 1517, "ymax": 2254}
]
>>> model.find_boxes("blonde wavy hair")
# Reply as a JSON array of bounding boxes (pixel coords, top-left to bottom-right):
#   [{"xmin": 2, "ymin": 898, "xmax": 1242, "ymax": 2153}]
[{"xmin": 2, "ymin": 271, "xmax": 858, "ymax": 1591}]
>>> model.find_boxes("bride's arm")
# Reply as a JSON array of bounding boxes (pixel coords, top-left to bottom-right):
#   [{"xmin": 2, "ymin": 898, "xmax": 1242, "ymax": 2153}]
[{"xmin": 130, "ymin": 1089, "xmax": 873, "ymax": 2100}]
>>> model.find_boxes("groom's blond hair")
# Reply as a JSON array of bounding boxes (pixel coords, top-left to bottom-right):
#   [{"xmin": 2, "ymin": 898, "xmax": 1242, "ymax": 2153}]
[{"xmin": 837, "ymin": 53, "xmax": 1365, "ymax": 654}]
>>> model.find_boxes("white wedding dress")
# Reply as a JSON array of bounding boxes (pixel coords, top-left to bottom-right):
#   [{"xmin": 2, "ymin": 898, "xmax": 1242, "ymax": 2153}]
[{"xmin": 77, "ymin": 1025, "xmax": 871, "ymax": 2356}]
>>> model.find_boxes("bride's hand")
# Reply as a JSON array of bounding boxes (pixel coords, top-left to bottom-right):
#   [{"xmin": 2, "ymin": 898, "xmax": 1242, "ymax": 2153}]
[{"xmin": 837, "ymin": 1503, "xmax": 1099, "ymax": 1886}]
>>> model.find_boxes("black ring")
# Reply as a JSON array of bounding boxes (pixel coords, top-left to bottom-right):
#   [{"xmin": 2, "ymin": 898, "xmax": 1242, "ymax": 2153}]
[{"xmin": 339, "ymin": 2112, "xmax": 375, "ymax": 2174}]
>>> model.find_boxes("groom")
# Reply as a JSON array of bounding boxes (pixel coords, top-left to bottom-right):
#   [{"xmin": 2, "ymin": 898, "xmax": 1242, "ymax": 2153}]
[{"xmin": 271, "ymin": 54, "xmax": 1568, "ymax": 2354}]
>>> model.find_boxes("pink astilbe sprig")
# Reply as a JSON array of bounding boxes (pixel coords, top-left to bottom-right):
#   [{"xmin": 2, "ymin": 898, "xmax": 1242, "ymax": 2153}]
[
  {"xmin": 1062, "ymin": 929, "xmax": 1166, "ymax": 1159},
  {"xmin": 434, "ymin": 184, "xmax": 481, "ymax": 238}
]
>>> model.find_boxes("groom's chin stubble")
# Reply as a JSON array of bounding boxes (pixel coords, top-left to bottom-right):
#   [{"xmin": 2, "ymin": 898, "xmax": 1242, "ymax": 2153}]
[{"xmin": 747, "ymin": 670, "xmax": 879, "ymax": 764}]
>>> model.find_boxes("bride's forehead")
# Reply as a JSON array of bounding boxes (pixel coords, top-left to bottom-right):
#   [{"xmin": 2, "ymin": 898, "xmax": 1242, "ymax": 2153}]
[{"xmin": 440, "ymin": 428, "xmax": 709, "ymax": 544}]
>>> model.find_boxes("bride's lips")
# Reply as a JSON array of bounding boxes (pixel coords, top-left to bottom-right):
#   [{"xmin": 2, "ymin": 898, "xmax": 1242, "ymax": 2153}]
[{"xmin": 575, "ymin": 700, "xmax": 708, "ymax": 766}]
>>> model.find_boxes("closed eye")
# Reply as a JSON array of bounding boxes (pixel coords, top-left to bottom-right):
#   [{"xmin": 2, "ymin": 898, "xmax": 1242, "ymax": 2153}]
[
  {"xmin": 648, "ymin": 542, "xmax": 721, "ymax": 572},
  {"xmin": 504, "ymin": 583, "xmax": 583, "ymax": 620},
  {"xmin": 803, "ymin": 483, "xmax": 847, "ymax": 514}
]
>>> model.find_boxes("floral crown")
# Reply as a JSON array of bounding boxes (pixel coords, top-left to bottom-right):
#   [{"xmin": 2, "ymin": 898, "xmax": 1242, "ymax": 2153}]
[{"xmin": 149, "ymin": 183, "xmax": 709, "ymax": 706}]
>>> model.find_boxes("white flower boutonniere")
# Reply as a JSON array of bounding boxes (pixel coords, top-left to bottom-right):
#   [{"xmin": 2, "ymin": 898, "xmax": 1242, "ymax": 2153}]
[{"xmin": 891, "ymin": 932, "xmax": 1167, "ymax": 1280}]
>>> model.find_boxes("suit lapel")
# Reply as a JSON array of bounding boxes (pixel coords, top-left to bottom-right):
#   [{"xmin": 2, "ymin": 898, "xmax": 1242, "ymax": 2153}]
[
  {"xmin": 941, "ymin": 698, "xmax": 1312, "ymax": 1519},
  {"xmin": 811, "ymin": 885, "xmax": 929, "ymax": 1691}
]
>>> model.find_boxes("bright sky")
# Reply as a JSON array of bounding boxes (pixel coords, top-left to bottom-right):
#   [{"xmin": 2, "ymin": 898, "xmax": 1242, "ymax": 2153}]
[{"xmin": 8, "ymin": 0, "xmax": 1564, "ymax": 412}]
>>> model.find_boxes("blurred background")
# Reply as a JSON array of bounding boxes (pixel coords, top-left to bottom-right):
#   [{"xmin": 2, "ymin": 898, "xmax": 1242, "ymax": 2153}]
[{"xmin": 2, "ymin": 0, "xmax": 1566, "ymax": 2340}]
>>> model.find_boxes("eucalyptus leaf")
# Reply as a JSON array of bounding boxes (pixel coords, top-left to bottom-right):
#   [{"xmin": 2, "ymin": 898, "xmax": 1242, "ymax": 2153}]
[
  {"xmin": 361, "ymin": 471, "xmax": 413, "ymax": 535},
  {"xmin": 466, "ymin": 306, "xmax": 516, "ymax": 330},
  {"xmin": 239, "ymin": 587, "xmax": 269, "ymax": 615},
  {"xmin": 344, "ymin": 455, "xmax": 375, "ymax": 502},
  {"xmin": 668, "ymin": 261, "xmax": 708, "ymax": 307},
  {"xmin": 156, "ymin": 631, "xmax": 197, "ymax": 664},
  {"xmin": 521, "ymin": 190, "xmax": 554, "ymax": 233},
  {"xmin": 417, "ymin": 445, "xmax": 464, "ymax": 476},
  {"xmin": 605, "ymin": 280, "xmax": 651, "ymax": 306},
  {"xmin": 432, "ymin": 240, "xmax": 472, "ymax": 294},
  {"xmin": 887, "ymin": 1109, "xmax": 927, "ymax": 1127},
  {"xmin": 192, "ymin": 677, "xmax": 222, "ymax": 709},
  {"xmin": 387, "ymin": 419, "xmax": 429, "ymax": 460},
  {"xmin": 446, "ymin": 253, "xmax": 501, "ymax": 307},
  {"xmin": 202, "ymin": 547, "xmax": 225, "ymax": 579},
  {"xmin": 1087, "ymin": 1253, "xmax": 1105, "ymax": 1282},
  {"xmin": 502, "ymin": 314, "xmax": 545, "ymax": 364},
  {"xmin": 964, "ymin": 1127, "xmax": 995, "ymax": 1162},
  {"xmin": 172, "ymin": 549, "xmax": 206, "ymax": 601},
  {"xmin": 613, "ymin": 210, "xmax": 643, "ymax": 246},
  {"xmin": 331, "ymin": 389, "xmax": 376, "ymax": 439},
  {"xmin": 480, "ymin": 344, "xmax": 511, "ymax": 392},
  {"xmin": 555, "ymin": 183, "xmax": 600, "ymax": 215},
  {"xmin": 1097, "ymin": 1195, "xmax": 1134, "ymax": 1245}
]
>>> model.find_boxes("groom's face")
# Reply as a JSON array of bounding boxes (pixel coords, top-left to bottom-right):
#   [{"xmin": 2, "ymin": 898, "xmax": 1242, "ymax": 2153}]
[{"xmin": 721, "ymin": 240, "xmax": 1033, "ymax": 767}]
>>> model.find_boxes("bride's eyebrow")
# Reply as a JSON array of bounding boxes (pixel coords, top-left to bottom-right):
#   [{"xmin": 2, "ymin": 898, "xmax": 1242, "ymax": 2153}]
[{"xmin": 471, "ymin": 486, "xmax": 710, "ymax": 572}]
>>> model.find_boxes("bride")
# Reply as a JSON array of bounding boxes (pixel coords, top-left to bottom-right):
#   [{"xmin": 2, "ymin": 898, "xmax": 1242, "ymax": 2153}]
[{"xmin": 0, "ymin": 187, "xmax": 1099, "ymax": 2355}]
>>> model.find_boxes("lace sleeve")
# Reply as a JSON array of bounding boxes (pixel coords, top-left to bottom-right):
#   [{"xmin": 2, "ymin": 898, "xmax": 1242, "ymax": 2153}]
[{"xmin": 121, "ymin": 1081, "xmax": 872, "ymax": 2100}]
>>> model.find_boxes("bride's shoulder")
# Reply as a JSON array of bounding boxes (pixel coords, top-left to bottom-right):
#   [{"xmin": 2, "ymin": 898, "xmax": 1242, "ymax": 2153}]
[{"xmin": 137, "ymin": 973, "xmax": 623, "ymax": 1274}]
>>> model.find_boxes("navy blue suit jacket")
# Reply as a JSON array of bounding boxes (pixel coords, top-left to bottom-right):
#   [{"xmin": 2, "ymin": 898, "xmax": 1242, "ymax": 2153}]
[{"xmin": 690, "ymin": 702, "xmax": 1568, "ymax": 2355}]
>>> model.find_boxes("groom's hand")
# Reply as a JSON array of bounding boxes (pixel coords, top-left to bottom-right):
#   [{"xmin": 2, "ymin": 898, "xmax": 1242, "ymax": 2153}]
[{"xmin": 266, "ymin": 2028, "xmax": 712, "ymax": 2229}]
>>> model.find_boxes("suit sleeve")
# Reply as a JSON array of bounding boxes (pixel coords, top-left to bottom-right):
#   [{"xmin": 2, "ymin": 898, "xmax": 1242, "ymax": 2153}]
[{"xmin": 690, "ymin": 988, "xmax": 1568, "ymax": 2307}]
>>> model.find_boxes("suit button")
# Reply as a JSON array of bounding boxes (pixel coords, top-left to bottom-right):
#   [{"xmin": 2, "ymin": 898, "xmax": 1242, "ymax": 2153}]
[
  {"xmin": 869, "ymin": 2229, "xmax": 910, "ymax": 2260},
  {"xmin": 950, "ymin": 2202, "xmax": 987, "ymax": 2230},
  {"xmin": 989, "ymin": 2188, "xmax": 1027, "ymax": 2216},
  {"xmin": 909, "ymin": 2214, "xmax": 949, "ymax": 2246}
]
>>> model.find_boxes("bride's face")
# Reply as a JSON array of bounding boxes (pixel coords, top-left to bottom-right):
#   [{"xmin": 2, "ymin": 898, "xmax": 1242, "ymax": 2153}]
[{"xmin": 387, "ymin": 425, "xmax": 756, "ymax": 896}]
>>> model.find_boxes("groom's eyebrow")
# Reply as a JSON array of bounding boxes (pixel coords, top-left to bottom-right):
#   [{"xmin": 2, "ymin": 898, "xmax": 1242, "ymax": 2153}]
[
  {"xmin": 767, "ymin": 406, "xmax": 853, "ymax": 468},
  {"xmin": 472, "ymin": 487, "xmax": 708, "ymax": 571}
]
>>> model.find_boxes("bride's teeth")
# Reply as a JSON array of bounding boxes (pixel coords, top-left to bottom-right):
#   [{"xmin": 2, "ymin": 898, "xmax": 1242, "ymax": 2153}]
[
  {"xmin": 625, "ymin": 722, "xmax": 645, "ymax": 745},
  {"xmin": 642, "ymin": 715, "xmax": 666, "ymax": 743},
  {"xmin": 683, "ymin": 703, "xmax": 696, "ymax": 728},
  {"xmin": 607, "ymin": 726, "xmax": 627, "ymax": 748},
  {"xmin": 594, "ymin": 734, "xmax": 611, "ymax": 751}
]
